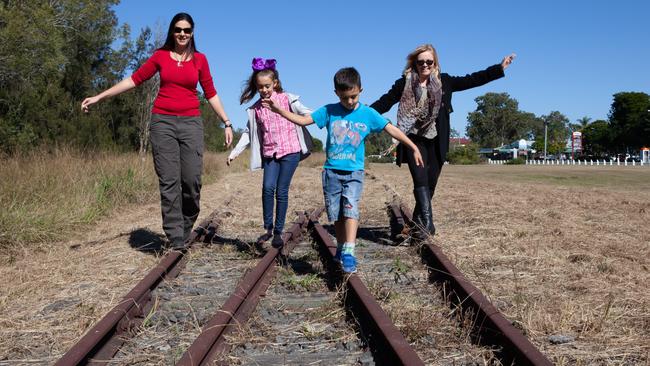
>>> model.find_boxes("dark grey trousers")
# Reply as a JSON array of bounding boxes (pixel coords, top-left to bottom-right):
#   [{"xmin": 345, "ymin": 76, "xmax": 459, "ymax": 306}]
[{"xmin": 150, "ymin": 114, "xmax": 204, "ymax": 247}]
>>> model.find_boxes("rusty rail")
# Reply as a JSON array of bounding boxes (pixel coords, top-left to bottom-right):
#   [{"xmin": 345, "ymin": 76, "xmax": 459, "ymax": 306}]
[
  {"xmin": 176, "ymin": 209, "xmax": 320, "ymax": 366},
  {"xmin": 55, "ymin": 212, "xmax": 220, "ymax": 365},
  {"xmin": 308, "ymin": 213, "xmax": 425, "ymax": 366},
  {"xmin": 390, "ymin": 203, "xmax": 553, "ymax": 366}
]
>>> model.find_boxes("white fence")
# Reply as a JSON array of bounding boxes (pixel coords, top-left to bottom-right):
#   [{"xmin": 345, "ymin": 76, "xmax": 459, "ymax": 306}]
[{"xmin": 488, "ymin": 159, "xmax": 648, "ymax": 166}]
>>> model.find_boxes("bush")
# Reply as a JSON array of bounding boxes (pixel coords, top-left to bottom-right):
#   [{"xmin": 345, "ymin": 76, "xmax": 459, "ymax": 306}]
[
  {"xmin": 312, "ymin": 138, "xmax": 323, "ymax": 152},
  {"xmin": 447, "ymin": 144, "xmax": 480, "ymax": 165},
  {"xmin": 506, "ymin": 157, "xmax": 526, "ymax": 165}
]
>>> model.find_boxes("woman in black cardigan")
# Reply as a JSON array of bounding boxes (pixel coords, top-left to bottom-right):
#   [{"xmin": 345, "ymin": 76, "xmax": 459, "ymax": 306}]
[{"xmin": 370, "ymin": 44, "xmax": 515, "ymax": 241}]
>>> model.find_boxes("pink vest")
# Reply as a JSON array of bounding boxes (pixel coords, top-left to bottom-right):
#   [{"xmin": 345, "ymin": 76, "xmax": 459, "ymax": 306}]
[{"xmin": 254, "ymin": 92, "xmax": 302, "ymax": 158}]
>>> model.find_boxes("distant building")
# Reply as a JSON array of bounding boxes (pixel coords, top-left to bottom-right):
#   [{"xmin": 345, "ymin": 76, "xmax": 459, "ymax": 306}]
[
  {"xmin": 450, "ymin": 137, "xmax": 471, "ymax": 145},
  {"xmin": 450, "ymin": 137, "xmax": 471, "ymax": 148},
  {"xmin": 479, "ymin": 139, "xmax": 535, "ymax": 160}
]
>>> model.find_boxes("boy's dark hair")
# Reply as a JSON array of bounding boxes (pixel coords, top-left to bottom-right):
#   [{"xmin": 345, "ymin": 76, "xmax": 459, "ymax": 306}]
[{"xmin": 334, "ymin": 67, "xmax": 361, "ymax": 91}]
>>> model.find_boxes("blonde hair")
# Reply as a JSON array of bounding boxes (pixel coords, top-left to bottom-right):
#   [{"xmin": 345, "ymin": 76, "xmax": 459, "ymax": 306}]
[{"xmin": 403, "ymin": 44, "xmax": 441, "ymax": 84}]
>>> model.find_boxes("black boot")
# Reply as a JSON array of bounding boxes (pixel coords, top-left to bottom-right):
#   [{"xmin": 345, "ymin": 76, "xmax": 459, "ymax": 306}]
[
  {"xmin": 412, "ymin": 187, "xmax": 433, "ymax": 242},
  {"xmin": 427, "ymin": 187, "xmax": 436, "ymax": 236},
  {"xmin": 411, "ymin": 198, "xmax": 421, "ymax": 230}
]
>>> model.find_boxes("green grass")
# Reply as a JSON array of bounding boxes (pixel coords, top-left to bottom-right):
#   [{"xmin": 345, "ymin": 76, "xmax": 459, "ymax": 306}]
[
  {"xmin": 278, "ymin": 268, "xmax": 321, "ymax": 291},
  {"xmin": 449, "ymin": 165, "xmax": 650, "ymax": 191}
]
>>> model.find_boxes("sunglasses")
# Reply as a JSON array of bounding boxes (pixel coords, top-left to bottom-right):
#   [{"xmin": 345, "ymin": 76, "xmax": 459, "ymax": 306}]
[
  {"xmin": 416, "ymin": 60, "xmax": 435, "ymax": 67},
  {"xmin": 174, "ymin": 27, "xmax": 193, "ymax": 34}
]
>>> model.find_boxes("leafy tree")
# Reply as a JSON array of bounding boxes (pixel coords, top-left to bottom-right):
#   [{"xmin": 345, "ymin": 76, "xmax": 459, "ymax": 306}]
[
  {"xmin": 0, "ymin": 0, "xmax": 134, "ymax": 153},
  {"xmin": 582, "ymin": 120, "xmax": 611, "ymax": 156},
  {"xmin": 608, "ymin": 92, "xmax": 650, "ymax": 151},
  {"xmin": 532, "ymin": 111, "xmax": 570, "ymax": 155},
  {"xmin": 466, "ymin": 92, "xmax": 537, "ymax": 147},
  {"xmin": 570, "ymin": 116, "xmax": 591, "ymax": 132},
  {"xmin": 516, "ymin": 111, "xmax": 541, "ymax": 140},
  {"xmin": 365, "ymin": 130, "xmax": 393, "ymax": 155},
  {"xmin": 200, "ymin": 96, "xmax": 228, "ymax": 152},
  {"xmin": 0, "ymin": 2, "xmax": 67, "ymax": 151}
]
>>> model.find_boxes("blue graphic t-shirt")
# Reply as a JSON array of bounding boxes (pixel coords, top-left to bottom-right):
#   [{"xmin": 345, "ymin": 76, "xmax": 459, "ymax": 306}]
[{"xmin": 311, "ymin": 103, "xmax": 389, "ymax": 171}]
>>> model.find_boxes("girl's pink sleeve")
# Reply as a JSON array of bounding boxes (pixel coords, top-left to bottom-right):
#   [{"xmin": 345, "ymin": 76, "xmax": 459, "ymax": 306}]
[
  {"xmin": 131, "ymin": 51, "xmax": 160, "ymax": 86},
  {"xmin": 198, "ymin": 54, "xmax": 217, "ymax": 99}
]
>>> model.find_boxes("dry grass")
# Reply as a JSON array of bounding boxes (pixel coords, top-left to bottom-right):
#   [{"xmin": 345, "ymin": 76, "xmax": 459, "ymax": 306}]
[
  {"xmin": 0, "ymin": 148, "xmax": 228, "ymax": 255},
  {"xmin": 368, "ymin": 163, "xmax": 650, "ymax": 365}
]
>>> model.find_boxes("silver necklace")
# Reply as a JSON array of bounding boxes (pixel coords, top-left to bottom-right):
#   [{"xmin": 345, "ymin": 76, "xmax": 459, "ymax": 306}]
[{"xmin": 173, "ymin": 51, "xmax": 185, "ymax": 67}]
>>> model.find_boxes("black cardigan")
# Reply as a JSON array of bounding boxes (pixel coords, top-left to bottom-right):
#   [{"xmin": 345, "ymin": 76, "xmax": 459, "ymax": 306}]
[{"xmin": 370, "ymin": 64, "xmax": 505, "ymax": 166}]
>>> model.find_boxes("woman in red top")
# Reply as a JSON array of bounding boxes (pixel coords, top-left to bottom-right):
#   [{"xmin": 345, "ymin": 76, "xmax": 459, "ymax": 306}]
[{"xmin": 81, "ymin": 13, "xmax": 233, "ymax": 250}]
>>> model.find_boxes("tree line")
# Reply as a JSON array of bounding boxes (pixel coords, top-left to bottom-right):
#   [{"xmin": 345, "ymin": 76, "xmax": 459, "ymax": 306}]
[
  {"xmin": 465, "ymin": 92, "xmax": 650, "ymax": 157},
  {"xmin": 0, "ymin": 0, "xmax": 231, "ymax": 155}
]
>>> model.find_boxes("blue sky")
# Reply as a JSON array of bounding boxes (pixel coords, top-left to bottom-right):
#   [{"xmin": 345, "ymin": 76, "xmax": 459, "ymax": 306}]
[{"xmin": 113, "ymin": 0, "xmax": 649, "ymax": 142}]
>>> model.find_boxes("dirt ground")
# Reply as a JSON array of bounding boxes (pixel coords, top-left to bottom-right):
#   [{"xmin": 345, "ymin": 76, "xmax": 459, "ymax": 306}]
[{"xmin": 1, "ymin": 162, "xmax": 648, "ymax": 365}]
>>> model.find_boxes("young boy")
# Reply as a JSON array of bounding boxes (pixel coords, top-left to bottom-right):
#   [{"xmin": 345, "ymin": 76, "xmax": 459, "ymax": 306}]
[{"xmin": 263, "ymin": 67, "xmax": 423, "ymax": 273}]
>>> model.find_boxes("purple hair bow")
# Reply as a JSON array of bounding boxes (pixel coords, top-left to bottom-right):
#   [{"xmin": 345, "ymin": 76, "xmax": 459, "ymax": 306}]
[{"xmin": 252, "ymin": 57, "xmax": 276, "ymax": 71}]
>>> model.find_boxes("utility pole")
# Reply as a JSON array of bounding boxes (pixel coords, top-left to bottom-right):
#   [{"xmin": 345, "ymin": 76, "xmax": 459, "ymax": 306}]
[{"xmin": 543, "ymin": 120, "xmax": 549, "ymax": 159}]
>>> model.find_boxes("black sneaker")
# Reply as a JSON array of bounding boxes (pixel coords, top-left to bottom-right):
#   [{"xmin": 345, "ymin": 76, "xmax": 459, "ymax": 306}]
[
  {"xmin": 256, "ymin": 231, "xmax": 273, "ymax": 244},
  {"xmin": 271, "ymin": 234, "xmax": 284, "ymax": 248}
]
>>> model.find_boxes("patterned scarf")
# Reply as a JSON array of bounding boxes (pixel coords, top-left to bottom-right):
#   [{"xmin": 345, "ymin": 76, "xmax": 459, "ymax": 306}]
[{"xmin": 396, "ymin": 71, "xmax": 442, "ymax": 134}]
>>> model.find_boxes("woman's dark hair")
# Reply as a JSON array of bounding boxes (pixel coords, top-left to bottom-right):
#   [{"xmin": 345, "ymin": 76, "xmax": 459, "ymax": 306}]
[
  {"xmin": 240, "ymin": 69, "xmax": 284, "ymax": 105},
  {"xmin": 159, "ymin": 13, "xmax": 198, "ymax": 54}
]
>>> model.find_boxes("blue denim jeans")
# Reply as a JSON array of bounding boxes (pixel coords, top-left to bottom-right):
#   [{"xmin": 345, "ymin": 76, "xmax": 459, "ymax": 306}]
[
  {"xmin": 262, "ymin": 152, "xmax": 300, "ymax": 234},
  {"xmin": 321, "ymin": 169, "xmax": 365, "ymax": 222}
]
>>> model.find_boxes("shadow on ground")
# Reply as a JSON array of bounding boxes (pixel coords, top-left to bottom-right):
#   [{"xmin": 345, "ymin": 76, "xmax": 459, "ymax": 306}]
[{"xmin": 128, "ymin": 228, "xmax": 166, "ymax": 253}]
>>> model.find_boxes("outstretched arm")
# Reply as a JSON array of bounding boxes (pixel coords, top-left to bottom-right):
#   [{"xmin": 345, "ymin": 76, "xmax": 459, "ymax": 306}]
[
  {"xmin": 448, "ymin": 53, "xmax": 515, "ymax": 92},
  {"xmin": 384, "ymin": 123, "xmax": 423, "ymax": 167},
  {"xmin": 262, "ymin": 98, "xmax": 314, "ymax": 126},
  {"xmin": 81, "ymin": 77, "xmax": 136, "ymax": 112}
]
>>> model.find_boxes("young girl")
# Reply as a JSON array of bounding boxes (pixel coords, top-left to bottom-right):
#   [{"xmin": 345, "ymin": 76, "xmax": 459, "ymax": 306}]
[{"xmin": 228, "ymin": 58, "xmax": 313, "ymax": 248}]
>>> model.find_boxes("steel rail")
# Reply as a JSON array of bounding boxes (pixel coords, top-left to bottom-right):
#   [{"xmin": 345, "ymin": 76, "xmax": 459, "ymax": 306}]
[
  {"xmin": 308, "ymin": 214, "xmax": 425, "ymax": 366},
  {"xmin": 391, "ymin": 203, "xmax": 553, "ymax": 366},
  {"xmin": 176, "ymin": 209, "xmax": 320, "ymax": 366},
  {"xmin": 55, "ymin": 212, "xmax": 220, "ymax": 365}
]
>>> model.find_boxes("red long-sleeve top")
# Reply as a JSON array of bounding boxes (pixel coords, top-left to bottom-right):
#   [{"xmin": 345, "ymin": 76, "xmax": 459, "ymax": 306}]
[{"xmin": 131, "ymin": 49, "xmax": 217, "ymax": 116}]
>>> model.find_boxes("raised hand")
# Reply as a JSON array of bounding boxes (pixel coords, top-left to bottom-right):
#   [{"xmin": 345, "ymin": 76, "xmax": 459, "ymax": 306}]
[
  {"xmin": 260, "ymin": 98, "xmax": 279, "ymax": 113},
  {"xmin": 501, "ymin": 53, "xmax": 516, "ymax": 70}
]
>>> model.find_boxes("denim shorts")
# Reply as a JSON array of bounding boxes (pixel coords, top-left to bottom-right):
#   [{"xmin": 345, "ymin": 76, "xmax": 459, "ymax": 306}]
[{"xmin": 321, "ymin": 169, "xmax": 365, "ymax": 221}]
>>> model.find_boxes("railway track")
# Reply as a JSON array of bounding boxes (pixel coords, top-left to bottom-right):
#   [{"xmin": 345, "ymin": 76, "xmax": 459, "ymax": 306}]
[
  {"xmin": 174, "ymin": 208, "xmax": 423, "ymax": 365},
  {"xmin": 55, "ymin": 210, "xmax": 222, "ymax": 365},
  {"xmin": 388, "ymin": 202, "xmax": 553, "ymax": 365},
  {"xmin": 57, "ymin": 200, "xmax": 552, "ymax": 365}
]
